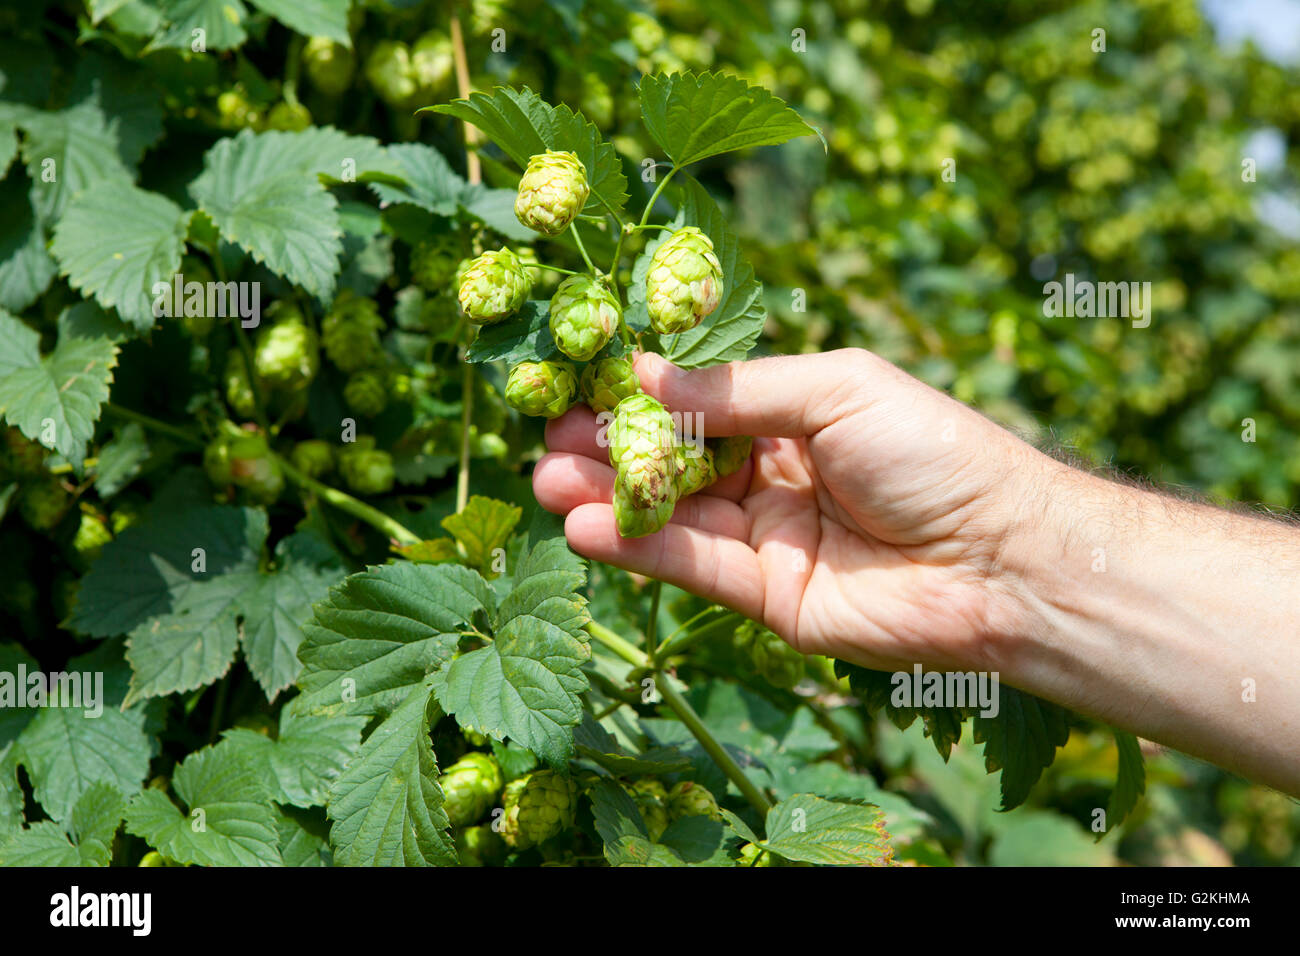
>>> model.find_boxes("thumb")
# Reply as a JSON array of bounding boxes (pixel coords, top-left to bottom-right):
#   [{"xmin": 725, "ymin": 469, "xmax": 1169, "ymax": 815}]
[{"xmin": 633, "ymin": 349, "xmax": 876, "ymax": 438}]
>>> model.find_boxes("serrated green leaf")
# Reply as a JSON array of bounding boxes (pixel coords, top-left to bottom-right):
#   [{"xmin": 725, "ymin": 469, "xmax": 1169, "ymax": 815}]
[
  {"xmin": 296, "ymin": 561, "xmax": 494, "ymax": 718},
  {"xmin": 17, "ymin": 99, "xmax": 133, "ymax": 221},
  {"xmin": 391, "ymin": 537, "xmax": 461, "ymax": 565},
  {"xmin": 1104, "ymin": 730, "xmax": 1146, "ymax": 835},
  {"xmin": 431, "ymin": 513, "xmax": 590, "ymax": 766},
  {"xmin": 370, "ymin": 142, "xmax": 464, "ymax": 215},
  {"xmin": 657, "ymin": 815, "xmax": 735, "ymax": 866},
  {"xmin": 123, "ymin": 741, "xmax": 281, "ymax": 866},
  {"xmin": 426, "ymin": 86, "xmax": 628, "ymax": 217},
  {"xmin": 458, "ymin": 184, "xmax": 537, "ymax": 241},
  {"xmin": 637, "ymin": 71, "xmax": 821, "ymax": 168},
  {"xmin": 0, "ymin": 311, "xmax": 117, "ymax": 468},
  {"xmin": 465, "ymin": 300, "xmax": 557, "ymax": 364},
  {"xmin": 972, "ymin": 686, "xmax": 1070, "ymax": 811},
  {"xmin": 326, "ymin": 676, "xmax": 456, "ymax": 866},
  {"xmin": 573, "ymin": 713, "xmax": 693, "ymax": 775},
  {"xmin": 51, "ymin": 179, "xmax": 189, "ymax": 331},
  {"xmin": 0, "ymin": 183, "xmax": 56, "ymax": 314},
  {"xmin": 1, "ymin": 783, "xmax": 127, "ymax": 866},
  {"xmin": 94, "ymin": 423, "xmax": 149, "ymax": 498},
  {"xmin": 657, "ymin": 176, "xmax": 765, "ymax": 368},
  {"xmin": 275, "ymin": 805, "xmax": 333, "ymax": 866},
  {"xmin": 761, "ymin": 794, "xmax": 893, "ymax": 866},
  {"xmin": 147, "ymin": 0, "xmax": 249, "ymax": 52},
  {"xmin": 247, "ymin": 0, "xmax": 350, "ymax": 46},
  {"xmin": 441, "ymin": 495, "xmax": 521, "ymax": 573},
  {"xmin": 221, "ymin": 709, "xmax": 366, "ymax": 808}
]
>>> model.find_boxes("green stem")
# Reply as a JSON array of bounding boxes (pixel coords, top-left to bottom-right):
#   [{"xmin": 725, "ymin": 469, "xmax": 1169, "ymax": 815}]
[
  {"xmin": 585, "ymin": 619, "xmax": 773, "ymax": 817},
  {"xmin": 104, "ymin": 404, "xmax": 204, "ymax": 448},
  {"xmin": 654, "ymin": 611, "xmax": 741, "ymax": 664},
  {"xmin": 655, "ymin": 674, "xmax": 772, "ymax": 816},
  {"xmin": 644, "ymin": 579, "xmax": 662, "ymax": 660},
  {"xmin": 525, "ymin": 262, "xmax": 583, "ymax": 278},
  {"xmin": 638, "ymin": 166, "xmax": 679, "ymax": 228},
  {"xmin": 456, "ymin": 358, "xmax": 473, "ymax": 515},
  {"xmin": 280, "ymin": 456, "xmax": 421, "ymax": 546},
  {"xmin": 570, "ymin": 222, "xmax": 598, "ymax": 275},
  {"xmin": 207, "ymin": 674, "xmax": 229, "ymax": 743}
]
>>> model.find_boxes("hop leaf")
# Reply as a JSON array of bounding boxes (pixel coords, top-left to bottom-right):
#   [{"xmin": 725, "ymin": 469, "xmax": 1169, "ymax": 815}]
[
  {"xmin": 504, "ymin": 360, "xmax": 578, "ymax": 419},
  {"xmin": 548, "ymin": 274, "xmax": 619, "ymax": 361},
  {"xmin": 515, "ymin": 150, "xmax": 590, "ymax": 236},
  {"xmin": 457, "ymin": 248, "xmax": 532, "ymax": 324},
  {"xmin": 646, "ymin": 226, "xmax": 724, "ymax": 334}
]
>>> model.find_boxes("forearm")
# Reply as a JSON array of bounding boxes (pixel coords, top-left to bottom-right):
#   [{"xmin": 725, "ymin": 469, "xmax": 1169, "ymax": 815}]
[{"xmin": 996, "ymin": 456, "xmax": 1300, "ymax": 796}]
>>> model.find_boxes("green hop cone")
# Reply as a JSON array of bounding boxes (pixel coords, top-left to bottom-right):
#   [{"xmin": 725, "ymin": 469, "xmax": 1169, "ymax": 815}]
[
  {"xmin": 548, "ymin": 275, "xmax": 620, "ymax": 362},
  {"xmin": 224, "ymin": 351, "xmax": 258, "ymax": 419},
  {"xmin": 217, "ymin": 87, "xmax": 261, "ymax": 130},
  {"xmin": 73, "ymin": 505, "xmax": 113, "ymax": 563},
  {"xmin": 411, "ymin": 31, "xmax": 454, "ymax": 98},
  {"xmin": 440, "ymin": 752, "xmax": 505, "ymax": 828},
  {"xmin": 607, "ymin": 394, "xmax": 677, "ymax": 510},
  {"xmin": 1, "ymin": 426, "xmax": 47, "ymax": 478},
  {"xmin": 337, "ymin": 437, "xmax": 395, "ymax": 495},
  {"xmin": 580, "ymin": 356, "xmax": 640, "ymax": 413},
  {"xmin": 455, "ymin": 824, "xmax": 506, "ymax": 867},
  {"xmin": 411, "ymin": 234, "xmax": 465, "ymax": 293},
  {"xmin": 322, "ymin": 291, "xmax": 385, "ymax": 372},
  {"xmin": 226, "ymin": 431, "xmax": 284, "ymax": 504},
  {"xmin": 666, "ymin": 781, "xmax": 722, "ymax": 821},
  {"xmin": 304, "ymin": 36, "xmax": 355, "ymax": 96},
  {"xmin": 514, "ymin": 150, "xmax": 589, "ymax": 236},
  {"xmin": 254, "ymin": 306, "xmax": 319, "ymax": 392},
  {"xmin": 512, "ymin": 771, "xmax": 577, "ymax": 847},
  {"xmin": 645, "ymin": 226, "xmax": 724, "ymax": 334},
  {"xmin": 171, "ymin": 256, "xmax": 216, "ymax": 337},
  {"xmin": 497, "ymin": 777, "xmax": 528, "ymax": 849},
  {"xmin": 266, "ymin": 100, "xmax": 312, "ymax": 131},
  {"xmin": 344, "ymin": 368, "xmax": 389, "ymax": 418},
  {"xmin": 458, "ymin": 248, "xmax": 531, "ymax": 324},
  {"xmin": 504, "ymin": 361, "xmax": 577, "ymax": 419},
  {"xmin": 613, "ymin": 473, "xmax": 676, "ymax": 538},
  {"xmin": 738, "ymin": 842, "xmax": 775, "ymax": 867},
  {"xmin": 707, "ymin": 435, "xmax": 753, "ymax": 478},
  {"xmin": 290, "ymin": 440, "xmax": 333, "ymax": 479},
  {"xmin": 19, "ymin": 480, "xmax": 70, "ymax": 532},
  {"xmin": 735, "ymin": 620, "xmax": 805, "ymax": 690},
  {"xmin": 674, "ymin": 442, "xmax": 717, "ymax": 498},
  {"xmin": 365, "ymin": 40, "xmax": 418, "ymax": 107},
  {"xmin": 628, "ymin": 779, "xmax": 670, "ymax": 840}
]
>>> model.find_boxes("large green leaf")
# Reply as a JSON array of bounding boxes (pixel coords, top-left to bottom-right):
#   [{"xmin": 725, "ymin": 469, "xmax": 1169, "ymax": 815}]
[
  {"xmin": 465, "ymin": 300, "xmax": 557, "ymax": 365},
  {"xmin": 220, "ymin": 709, "xmax": 367, "ymax": 808},
  {"xmin": 637, "ymin": 71, "xmax": 822, "ymax": 168},
  {"xmin": 68, "ymin": 506, "xmax": 344, "ymax": 703},
  {"xmin": 296, "ymin": 561, "xmax": 494, "ymax": 718},
  {"xmin": 326, "ymin": 677, "xmax": 456, "ymax": 866},
  {"xmin": 123, "ymin": 741, "xmax": 281, "ymax": 866},
  {"xmin": 652, "ymin": 176, "xmax": 766, "ymax": 368},
  {"xmin": 430, "ymin": 512, "xmax": 591, "ymax": 766},
  {"xmin": 370, "ymin": 142, "xmax": 464, "ymax": 216},
  {"xmin": 247, "ymin": 0, "xmax": 350, "ymax": 45},
  {"xmin": 1104, "ymin": 730, "xmax": 1146, "ymax": 835},
  {"xmin": 972, "ymin": 685, "xmax": 1071, "ymax": 811},
  {"xmin": 426, "ymin": 86, "xmax": 628, "ymax": 217},
  {"xmin": 17, "ymin": 99, "xmax": 132, "ymax": 221},
  {"xmin": 0, "ymin": 783, "xmax": 125, "ymax": 867},
  {"xmin": 0, "ymin": 310, "xmax": 117, "ymax": 468},
  {"xmin": 757, "ymin": 794, "xmax": 893, "ymax": 866},
  {"xmin": 0, "ymin": 183, "xmax": 56, "ymax": 314},
  {"xmin": 146, "ymin": 0, "xmax": 250, "ymax": 52},
  {"xmin": 51, "ymin": 179, "xmax": 189, "ymax": 331}
]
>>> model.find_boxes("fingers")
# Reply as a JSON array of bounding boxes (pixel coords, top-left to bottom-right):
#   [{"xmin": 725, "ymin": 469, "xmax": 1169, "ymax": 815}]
[
  {"xmin": 564, "ymin": 503, "xmax": 765, "ymax": 621},
  {"xmin": 634, "ymin": 350, "xmax": 876, "ymax": 438},
  {"xmin": 533, "ymin": 452, "xmax": 750, "ymax": 539}
]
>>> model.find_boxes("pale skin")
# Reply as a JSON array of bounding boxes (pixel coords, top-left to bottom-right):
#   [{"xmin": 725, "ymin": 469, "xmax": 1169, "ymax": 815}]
[{"xmin": 533, "ymin": 349, "xmax": 1300, "ymax": 797}]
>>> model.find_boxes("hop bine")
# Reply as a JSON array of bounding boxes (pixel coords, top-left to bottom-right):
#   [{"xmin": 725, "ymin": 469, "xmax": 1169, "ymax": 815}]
[
  {"xmin": 515, "ymin": 150, "xmax": 589, "ymax": 236},
  {"xmin": 457, "ymin": 248, "xmax": 532, "ymax": 324},
  {"xmin": 505, "ymin": 361, "xmax": 578, "ymax": 419},
  {"xmin": 549, "ymin": 275, "xmax": 620, "ymax": 362},
  {"xmin": 645, "ymin": 226, "xmax": 724, "ymax": 334}
]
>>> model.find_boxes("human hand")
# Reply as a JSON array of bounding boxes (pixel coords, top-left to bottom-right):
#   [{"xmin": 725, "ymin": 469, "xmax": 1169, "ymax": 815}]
[{"xmin": 532, "ymin": 349, "xmax": 1050, "ymax": 675}]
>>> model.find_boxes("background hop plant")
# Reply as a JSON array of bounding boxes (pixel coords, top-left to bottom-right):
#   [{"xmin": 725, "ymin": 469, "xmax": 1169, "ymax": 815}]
[
  {"xmin": 205, "ymin": 426, "xmax": 283, "ymax": 504},
  {"xmin": 223, "ymin": 352, "xmax": 258, "ymax": 420},
  {"xmin": 254, "ymin": 304, "xmax": 319, "ymax": 392},
  {"xmin": 579, "ymin": 356, "xmax": 640, "ymax": 413},
  {"xmin": 505, "ymin": 361, "xmax": 577, "ymax": 419},
  {"xmin": 440, "ymin": 752, "xmax": 505, "ymax": 828},
  {"xmin": 646, "ymin": 226, "xmax": 724, "ymax": 334},
  {"xmin": 508, "ymin": 771, "xmax": 578, "ymax": 848},
  {"xmin": 666, "ymin": 781, "xmax": 722, "ymax": 821},
  {"xmin": 735, "ymin": 620, "xmax": 805, "ymax": 690},
  {"xmin": 628, "ymin": 779, "xmax": 670, "ymax": 840},
  {"xmin": 322, "ymin": 291, "xmax": 385, "ymax": 372},
  {"xmin": 549, "ymin": 275, "xmax": 620, "ymax": 361},
  {"xmin": 457, "ymin": 248, "xmax": 532, "ymax": 323},
  {"xmin": 515, "ymin": 150, "xmax": 589, "ymax": 235},
  {"xmin": 266, "ymin": 100, "xmax": 312, "ymax": 131},
  {"xmin": 337, "ymin": 437, "xmax": 394, "ymax": 495},
  {"xmin": 19, "ymin": 480, "xmax": 71, "ymax": 532},
  {"xmin": 303, "ymin": 36, "xmax": 355, "ymax": 96},
  {"xmin": 364, "ymin": 40, "xmax": 418, "ymax": 108},
  {"xmin": 290, "ymin": 440, "xmax": 333, "ymax": 479},
  {"xmin": 411, "ymin": 234, "xmax": 465, "ymax": 293},
  {"xmin": 343, "ymin": 368, "xmax": 389, "ymax": 418}
]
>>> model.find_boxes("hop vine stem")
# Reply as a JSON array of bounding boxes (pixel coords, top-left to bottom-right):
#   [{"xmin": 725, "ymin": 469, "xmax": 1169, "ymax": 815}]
[
  {"xmin": 451, "ymin": 9, "xmax": 477, "ymax": 516},
  {"xmin": 279, "ymin": 456, "xmax": 421, "ymax": 547}
]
